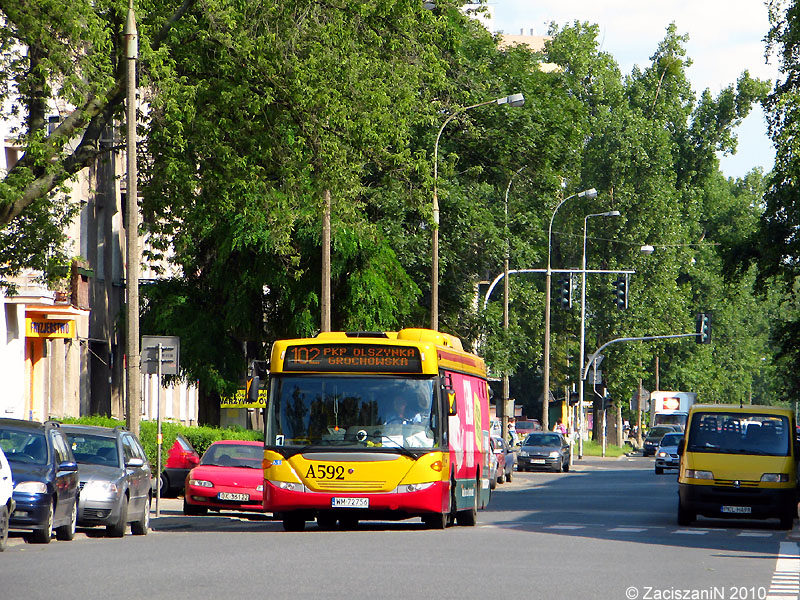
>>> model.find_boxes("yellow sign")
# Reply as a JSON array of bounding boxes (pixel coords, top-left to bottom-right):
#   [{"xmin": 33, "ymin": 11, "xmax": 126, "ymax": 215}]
[
  {"xmin": 220, "ymin": 388, "xmax": 267, "ymax": 408},
  {"xmin": 25, "ymin": 318, "xmax": 75, "ymax": 339}
]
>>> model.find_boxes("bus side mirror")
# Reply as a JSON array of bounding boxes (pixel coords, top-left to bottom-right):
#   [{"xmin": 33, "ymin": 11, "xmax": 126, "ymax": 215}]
[
  {"xmin": 445, "ymin": 388, "xmax": 457, "ymax": 416},
  {"xmin": 677, "ymin": 439, "xmax": 685, "ymax": 456},
  {"xmin": 247, "ymin": 376, "xmax": 261, "ymax": 403}
]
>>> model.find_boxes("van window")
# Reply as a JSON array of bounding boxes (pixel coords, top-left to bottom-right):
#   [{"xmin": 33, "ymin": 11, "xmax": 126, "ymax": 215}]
[{"xmin": 686, "ymin": 412, "xmax": 790, "ymax": 456}]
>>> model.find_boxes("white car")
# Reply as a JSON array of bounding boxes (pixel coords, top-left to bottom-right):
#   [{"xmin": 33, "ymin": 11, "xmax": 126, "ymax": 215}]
[{"xmin": 0, "ymin": 446, "xmax": 15, "ymax": 551}]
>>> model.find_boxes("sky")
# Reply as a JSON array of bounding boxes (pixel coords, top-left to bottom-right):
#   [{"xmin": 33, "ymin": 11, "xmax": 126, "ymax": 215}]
[{"xmin": 484, "ymin": 0, "xmax": 782, "ymax": 180}]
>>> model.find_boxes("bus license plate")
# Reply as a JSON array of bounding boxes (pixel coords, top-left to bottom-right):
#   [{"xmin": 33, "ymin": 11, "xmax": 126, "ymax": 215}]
[
  {"xmin": 721, "ymin": 505, "xmax": 751, "ymax": 514},
  {"xmin": 332, "ymin": 497, "xmax": 368, "ymax": 508},
  {"xmin": 218, "ymin": 492, "xmax": 249, "ymax": 502}
]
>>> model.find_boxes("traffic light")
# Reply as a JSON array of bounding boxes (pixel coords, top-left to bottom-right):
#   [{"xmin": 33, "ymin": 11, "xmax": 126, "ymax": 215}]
[
  {"xmin": 695, "ymin": 313, "xmax": 711, "ymax": 344},
  {"xmin": 558, "ymin": 275, "xmax": 572, "ymax": 309},
  {"xmin": 613, "ymin": 276, "xmax": 628, "ymax": 310}
]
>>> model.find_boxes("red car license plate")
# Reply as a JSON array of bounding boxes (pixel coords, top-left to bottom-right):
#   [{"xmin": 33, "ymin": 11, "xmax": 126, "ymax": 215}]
[{"xmin": 218, "ymin": 492, "xmax": 249, "ymax": 501}]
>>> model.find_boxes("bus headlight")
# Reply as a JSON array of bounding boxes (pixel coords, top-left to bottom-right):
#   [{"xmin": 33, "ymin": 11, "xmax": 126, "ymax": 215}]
[
  {"xmin": 685, "ymin": 469, "xmax": 713, "ymax": 480},
  {"xmin": 761, "ymin": 473, "xmax": 789, "ymax": 483},
  {"xmin": 399, "ymin": 483, "xmax": 434, "ymax": 493},
  {"xmin": 270, "ymin": 480, "xmax": 303, "ymax": 492}
]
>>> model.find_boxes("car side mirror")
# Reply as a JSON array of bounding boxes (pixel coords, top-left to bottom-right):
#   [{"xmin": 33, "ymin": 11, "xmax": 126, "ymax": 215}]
[
  {"xmin": 58, "ymin": 461, "xmax": 78, "ymax": 473},
  {"xmin": 677, "ymin": 439, "xmax": 685, "ymax": 456},
  {"xmin": 127, "ymin": 458, "xmax": 145, "ymax": 468}
]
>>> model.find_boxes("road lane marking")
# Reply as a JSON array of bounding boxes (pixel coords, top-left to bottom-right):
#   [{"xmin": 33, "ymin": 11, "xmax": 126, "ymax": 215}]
[
  {"xmin": 738, "ymin": 532, "xmax": 775, "ymax": 537},
  {"xmin": 609, "ymin": 527, "xmax": 647, "ymax": 532},
  {"xmin": 544, "ymin": 525, "xmax": 585, "ymax": 530},
  {"xmin": 767, "ymin": 541, "xmax": 800, "ymax": 600},
  {"xmin": 673, "ymin": 529, "xmax": 710, "ymax": 535}
]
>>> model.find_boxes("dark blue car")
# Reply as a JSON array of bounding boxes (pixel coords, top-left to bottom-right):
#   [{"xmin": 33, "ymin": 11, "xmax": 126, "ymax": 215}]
[{"xmin": 0, "ymin": 419, "xmax": 79, "ymax": 544}]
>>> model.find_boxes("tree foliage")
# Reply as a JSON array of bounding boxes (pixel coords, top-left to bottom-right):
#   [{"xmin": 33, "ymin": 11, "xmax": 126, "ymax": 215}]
[{"xmin": 0, "ymin": 2, "xmax": 783, "ymax": 418}]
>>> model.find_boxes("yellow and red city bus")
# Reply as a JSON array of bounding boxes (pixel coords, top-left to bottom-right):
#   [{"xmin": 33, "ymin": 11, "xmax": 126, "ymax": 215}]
[{"xmin": 260, "ymin": 328, "xmax": 492, "ymax": 531}]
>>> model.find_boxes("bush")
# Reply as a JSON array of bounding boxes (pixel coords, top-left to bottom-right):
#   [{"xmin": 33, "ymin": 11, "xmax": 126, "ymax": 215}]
[{"xmin": 52, "ymin": 416, "xmax": 262, "ymax": 469}]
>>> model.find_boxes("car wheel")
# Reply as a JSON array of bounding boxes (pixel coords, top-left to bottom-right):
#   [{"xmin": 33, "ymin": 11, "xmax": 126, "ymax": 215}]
[
  {"xmin": 159, "ymin": 473, "xmax": 170, "ymax": 498},
  {"xmin": 563, "ymin": 461, "xmax": 570, "ymax": 473},
  {"xmin": 0, "ymin": 505, "xmax": 8, "ymax": 552},
  {"xmin": 655, "ymin": 466, "xmax": 664, "ymax": 475},
  {"xmin": 489, "ymin": 476, "xmax": 496, "ymax": 490},
  {"xmin": 55, "ymin": 499, "xmax": 77, "ymax": 541},
  {"xmin": 131, "ymin": 495, "xmax": 150, "ymax": 535},
  {"xmin": 30, "ymin": 500, "xmax": 54, "ymax": 544},
  {"xmin": 183, "ymin": 496, "xmax": 207, "ymax": 516},
  {"xmin": 107, "ymin": 496, "xmax": 128, "ymax": 538}
]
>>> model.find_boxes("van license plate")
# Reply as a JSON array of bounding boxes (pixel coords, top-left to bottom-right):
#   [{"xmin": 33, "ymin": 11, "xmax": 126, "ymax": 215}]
[
  {"xmin": 332, "ymin": 497, "xmax": 368, "ymax": 508},
  {"xmin": 721, "ymin": 505, "xmax": 751, "ymax": 514}
]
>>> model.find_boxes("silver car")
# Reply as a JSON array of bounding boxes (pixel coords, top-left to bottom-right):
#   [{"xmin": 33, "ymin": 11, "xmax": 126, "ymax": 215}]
[
  {"xmin": 654, "ymin": 432, "xmax": 683, "ymax": 474},
  {"xmin": 61, "ymin": 425, "xmax": 152, "ymax": 537}
]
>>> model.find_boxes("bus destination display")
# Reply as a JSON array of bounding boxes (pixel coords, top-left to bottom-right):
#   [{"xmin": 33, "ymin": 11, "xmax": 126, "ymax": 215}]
[{"xmin": 284, "ymin": 344, "xmax": 423, "ymax": 373}]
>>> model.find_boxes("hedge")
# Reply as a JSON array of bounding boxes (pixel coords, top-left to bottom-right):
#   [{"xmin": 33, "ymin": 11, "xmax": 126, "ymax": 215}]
[{"xmin": 52, "ymin": 416, "xmax": 263, "ymax": 470}]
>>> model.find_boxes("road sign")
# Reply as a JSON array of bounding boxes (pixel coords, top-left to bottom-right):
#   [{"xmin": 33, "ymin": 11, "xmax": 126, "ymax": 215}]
[{"xmin": 141, "ymin": 335, "xmax": 180, "ymax": 375}]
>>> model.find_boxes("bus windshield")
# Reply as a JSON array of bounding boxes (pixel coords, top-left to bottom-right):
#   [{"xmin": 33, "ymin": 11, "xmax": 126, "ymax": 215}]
[
  {"xmin": 268, "ymin": 375, "xmax": 437, "ymax": 450},
  {"xmin": 686, "ymin": 411, "xmax": 791, "ymax": 456}
]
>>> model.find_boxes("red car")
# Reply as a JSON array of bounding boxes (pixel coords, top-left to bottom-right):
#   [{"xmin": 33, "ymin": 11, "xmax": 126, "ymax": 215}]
[
  {"xmin": 183, "ymin": 440, "xmax": 265, "ymax": 515},
  {"xmin": 160, "ymin": 434, "xmax": 200, "ymax": 497}
]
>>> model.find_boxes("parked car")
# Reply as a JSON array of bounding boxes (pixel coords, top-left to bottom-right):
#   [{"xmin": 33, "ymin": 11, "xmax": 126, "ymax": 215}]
[
  {"xmin": 642, "ymin": 425, "xmax": 681, "ymax": 457},
  {"xmin": 0, "ymin": 446, "xmax": 15, "ymax": 551},
  {"xmin": 517, "ymin": 432, "xmax": 571, "ymax": 473},
  {"xmin": 654, "ymin": 432, "xmax": 683, "ymax": 474},
  {"xmin": 61, "ymin": 424, "xmax": 152, "ymax": 537},
  {"xmin": 184, "ymin": 440, "xmax": 266, "ymax": 515},
  {"xmin": 492, "ymin": 435, "xmax": 515, "ymax": 483},
  {"xmin": 488, "ymin": 442, "xmax": 500, "ymax": 490},
  {"xmin": 513, "ymin": 419, "xmax": 542, "ymax": 444},
  {"xmin": 160, "ymin": 434, "xmax": 200, "ymax": 497},
  {"xmin": 0, "ymin": 419, "xmax": 79, "ymax": 544},
  {"xmin": 489, "ymin": 436, "xmax": 507, "ymax": 488}
]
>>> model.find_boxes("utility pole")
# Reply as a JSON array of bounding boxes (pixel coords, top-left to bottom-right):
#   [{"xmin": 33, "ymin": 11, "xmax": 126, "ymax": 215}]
[
  {"xmin": 321, "ymin": 189, "xmax": 331, "ymax": 332},
  {"xmin": 124, "ymin": 0, "xmax": 140, "ymax": 437}
]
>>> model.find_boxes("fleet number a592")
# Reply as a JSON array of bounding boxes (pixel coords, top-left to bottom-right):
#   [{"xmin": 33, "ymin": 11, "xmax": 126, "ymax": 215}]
[{"xmin": 306, "ymin": 465, "xmax": 345, "ymax": 480}]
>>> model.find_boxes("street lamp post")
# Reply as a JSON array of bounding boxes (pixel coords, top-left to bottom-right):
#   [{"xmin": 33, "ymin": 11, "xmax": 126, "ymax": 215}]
[
  {"xmin": 431, "ymin": 93, "xmax": 525, "ymax": 331},
  {"xmin": 501, "ymin": 165, "xmax": 526, "ymax": 440},
  {"xmin": 543, "ymin": 187, "xmax": 597, "ymax": 433},
  {"xmin": 577, "ymin": 211, "xmax": 620, "ymax": 459}
]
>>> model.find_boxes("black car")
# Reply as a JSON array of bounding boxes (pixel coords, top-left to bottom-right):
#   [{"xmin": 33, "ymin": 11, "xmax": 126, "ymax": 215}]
[
  {"xmin": 642, "ymin": 425, "xmax": 681, "ymax": 457},
  {"xmin": 61, "ymin": 424, "xmax": 152, "ymax": 537},
  {"xmin": 0, "ymin": 419, "xmax": 79, "ymax": 543},
  {"xmin": 517, "ymin": 432, "xmax": 571, "ymax": 473}
]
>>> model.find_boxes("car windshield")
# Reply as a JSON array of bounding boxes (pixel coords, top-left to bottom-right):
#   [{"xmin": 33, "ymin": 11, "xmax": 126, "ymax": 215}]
[
  {"xmin": 646, "ymin": 427, "xmax": 674, "ymax": 439},
  {"xmin": 201, "ymin": 443, "xmax": 264, "ymax": 468},
  {"xmin": 659, "ymin": 433, "xmax": 683, "ymax": 447},
  {"xmin": 268, "ymin": 375, "xmax": 437, "ymax": 451},
  {"xmin": 0, "ymin": 428, "xmax": 48, "ymax": 465},
  {"xmin": 523, "ymin": 433, "xmax": 561, "ymax": 447},
  {"xmin": 686, "ymin": 412, "xmax": 791, "ymax": 456},
  {"xmin": 66, "ymin": 434, "xmax": 119, "ymax": 466}
]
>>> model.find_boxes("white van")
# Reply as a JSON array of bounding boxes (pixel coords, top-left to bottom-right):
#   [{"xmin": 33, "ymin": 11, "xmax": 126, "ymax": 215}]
[{"xmin": 0, "ymin": 446, "xmax": 15, "ymax": 550}]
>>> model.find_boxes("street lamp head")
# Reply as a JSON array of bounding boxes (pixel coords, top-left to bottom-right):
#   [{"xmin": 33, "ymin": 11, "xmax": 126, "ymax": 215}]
[
  {"xmin": 640, "ymin": 244, "xmax": 655, "ymax": 254},
  {"xmin": 577, "ymin": 187, "xmax": 598, "ymax": 200},
  {"xmin": 497, "ymin": 93, "xmax": 525, "ymax": 107},
  {"xmin": 606, "ymin": 210, "xmax": 621, "ymax": 217}
]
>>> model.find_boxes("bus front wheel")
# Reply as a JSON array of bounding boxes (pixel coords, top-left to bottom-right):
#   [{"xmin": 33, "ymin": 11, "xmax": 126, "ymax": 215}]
[{"xmin": 282, "ymin": 514, "xmax": 306, "ymax": 532}]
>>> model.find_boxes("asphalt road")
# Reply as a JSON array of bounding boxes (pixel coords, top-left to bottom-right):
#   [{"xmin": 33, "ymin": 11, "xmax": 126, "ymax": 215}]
[{"xmin": 2, "ymin": 454, "xmax": 798, "ymax": 600}]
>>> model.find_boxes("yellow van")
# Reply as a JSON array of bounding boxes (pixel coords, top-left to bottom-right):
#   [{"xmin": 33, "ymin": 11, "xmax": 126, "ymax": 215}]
[{"xmin": 677, "ymin": 404, "xmax": 798, "ymax": 529}]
